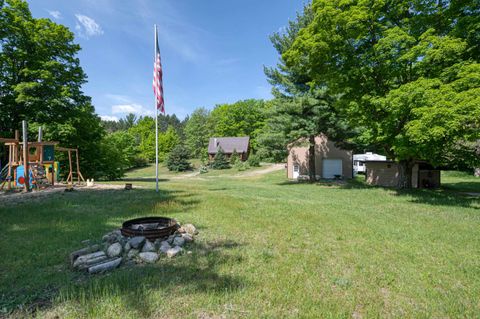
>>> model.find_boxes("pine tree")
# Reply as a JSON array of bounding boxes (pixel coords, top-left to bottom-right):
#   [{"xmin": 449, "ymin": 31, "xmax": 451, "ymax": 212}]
[
  {"xmin": 211, "ymin": 147, "xmax": 230, "ymax": 170},
  {"xmin": 230, "ymin": 149, "xmax": 240, "ymax": 165},
  {"xmin": 261, "ymin": 4, "xmax": 353, "ymax": 181},
  {"xmin": 166, "ymin": 144, "xmax": 191, "ymax": 172}
]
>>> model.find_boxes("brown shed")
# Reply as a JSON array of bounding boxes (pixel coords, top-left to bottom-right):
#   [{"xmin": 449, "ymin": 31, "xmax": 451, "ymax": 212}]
[
  {"xmin": 287, "ymin": 134, "xmax": 353, "ymax": 180},
  {"xmin": 365, "ymin": 161, "xmax": 441, "ymax": 188}
]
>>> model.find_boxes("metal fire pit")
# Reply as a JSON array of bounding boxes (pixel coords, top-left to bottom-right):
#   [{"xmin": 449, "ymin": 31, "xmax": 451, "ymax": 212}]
[{"xmin": 121, "ymin": 217, "xmax": 179, "ymax": 241}]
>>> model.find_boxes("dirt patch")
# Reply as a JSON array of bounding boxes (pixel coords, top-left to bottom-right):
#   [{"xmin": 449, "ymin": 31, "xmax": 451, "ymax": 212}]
[
  {"xmin": 171, "ymin": 171, "xmax": 200, "ymax": 179},
  {"xmin": 0, "ymin": 183, "xmax": 128, "ymax": 204},
  {"xmin": 233, "ymin": 164, "xmax": 285, "ymax": 178},
  {"xmin": 162, "ymin": 164, "xmax": 285, "ymax": 180}
]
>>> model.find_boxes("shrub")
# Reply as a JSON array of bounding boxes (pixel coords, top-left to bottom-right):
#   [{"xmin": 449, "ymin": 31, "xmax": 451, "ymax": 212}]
[
  {"xmin": 211, "ymin": 147, "xmax": 230, "ymax": 169},
  {"xmin": 230, "ymin": 149, "xmax": 240, "ymax": 165},
  {"xmin": 235, "ymin": 161, "xmax": 250, "ymax": 171},
  {"xmin": 133, "ymin": 156, "xmax": 149, "ymax": 168},
  {"xmin": 200, "ymin": 148, "xmax": 209, "ymax": 165},
  {"xmin": 166, "ymin": 144, "xmax": 191, "ymax": 172},
  {"xmin": 199, "ymin": 165, "xmax": 209, "ymax": 174},
  {"xmin": 247, "ymin": 154, "xmax": 260, "ymax": 167}
]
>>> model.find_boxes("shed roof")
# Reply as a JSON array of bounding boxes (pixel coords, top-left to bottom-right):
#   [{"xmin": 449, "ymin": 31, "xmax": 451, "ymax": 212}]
[
  {"xmin": 365, "ymin": 160, "xmax": 396, "ymax": 164},
  {"xmin": 208, "ymin": 137, "xmax": 250, "ymax": 154}
]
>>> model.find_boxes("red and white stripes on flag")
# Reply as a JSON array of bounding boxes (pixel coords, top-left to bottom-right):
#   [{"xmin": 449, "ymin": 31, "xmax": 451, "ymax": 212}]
[{"xmin": 153, "ymin": 30, "xmax": 164, "ymax": 113}]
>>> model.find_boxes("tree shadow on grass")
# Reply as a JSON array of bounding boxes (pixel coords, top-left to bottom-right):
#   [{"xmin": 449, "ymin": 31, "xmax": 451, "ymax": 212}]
[
  {"xmin": 338, "ymin": 177, "xmax": 373, "ymax": 189},
  {"xmin": 276, "ymin": 177, "xmax": 372, "ymax": 189},
  {"xmin": 393, "ymin": 188, "xmax": 480, "ymax": 209},
  {"xmin": 342, "ymin": 180, "xmax": 479, "ymax": 209},
  {"xmin": 0, "ymin": 187, "xmax": 228, "ymax": 317},
  {"xmin": 275, "ymin": 177, "xmax": 478, "ymax": 209},
  {"xmin": 442, "ymin": 182, "xmax": 480, "ymax": 193}
]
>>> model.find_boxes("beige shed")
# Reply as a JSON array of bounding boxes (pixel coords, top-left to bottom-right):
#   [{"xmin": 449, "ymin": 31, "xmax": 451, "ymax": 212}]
[{"xmin": 287, "ymin": 134, "xmax": 353, "ymax": 180}]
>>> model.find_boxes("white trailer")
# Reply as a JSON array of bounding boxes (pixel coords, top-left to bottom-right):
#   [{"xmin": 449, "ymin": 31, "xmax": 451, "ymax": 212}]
[{"xmin": 353, "ymin": 152, "xmax": 387, "ymax": 174}]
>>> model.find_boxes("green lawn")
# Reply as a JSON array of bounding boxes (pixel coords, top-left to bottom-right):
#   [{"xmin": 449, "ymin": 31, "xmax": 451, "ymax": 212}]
[
  {"xmin": 442, "ymin": 170, "xmax": 480, "ymax": 193},
  {"xmin": 122, "ymin": 161, "xmax": 268, "ymax": 179},
  {"xmin": 1, "ymin": 168, "xmax": 479, "ymax": 318},
  {"xmin": 123, "ymin": 160, "xmax": 202, "ymax": 179}
]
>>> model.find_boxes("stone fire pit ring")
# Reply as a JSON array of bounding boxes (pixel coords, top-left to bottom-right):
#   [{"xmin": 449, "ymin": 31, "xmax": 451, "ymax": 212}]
[{"xmin": 121, "ymin": 216, "xmax": 179, "ymax": 241}]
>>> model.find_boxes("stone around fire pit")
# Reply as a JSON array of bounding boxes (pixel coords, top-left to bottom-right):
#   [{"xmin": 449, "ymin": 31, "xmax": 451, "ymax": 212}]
[
  {"xmin": 128, "ymin": 236, "xmax": 146, "ymax": 249},
  {"xmin": 173, "ymin": 236, "xmax": 185, "ymax": 247},
  {"xmin": 167, "ymin": 234, "xmax": 176, "ymax": 245},
  {"xmin": 183, "ymin": 224, "xmax": 198, "ymax": 236},
  {"xmin": 88, "ymin": 257, "xmax": 122, "ymax": 274},
  {"xmin": 70, "ymin": 220, "xmax": 198, "ymax": 274},
  {"xmin": 182, "ymin": 233, "xmax": 194, "ymax": 243},
  {"xmin": 141, "ymin": 240, "xmax": 155, "ymax": 252},
  {"xmin": 159, "ymin": 241, "xmax": 171, "ymax": 254},
  {"xmin": 166, "ymin": 246, "xmax": 183, "ymax": 258},
  {"xmin": 127, "ymin": 249, "xmax": 139, "ymax": 259},
  {"xmin": 102, "ymin": 230, "xmax": 122, "ymax": 244},
  {"xmin": 107, "ymin": 242, "xmax": 122, "ymax": 258},
  {"xmin": 138, "ymin": 252, "xmax": 159, "ymax": 263}
]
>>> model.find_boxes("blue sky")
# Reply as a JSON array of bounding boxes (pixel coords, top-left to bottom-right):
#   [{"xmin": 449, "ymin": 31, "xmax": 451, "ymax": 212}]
[{"xmin": 28, "ymin": 0, "xmax": 306, "ymax": 121}]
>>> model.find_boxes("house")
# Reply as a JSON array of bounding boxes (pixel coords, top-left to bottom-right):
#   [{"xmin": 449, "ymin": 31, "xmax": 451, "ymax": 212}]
[
  {"xmin": 353, "ymin": 152, "xmax": 387, "ymax": 174},
  {"xmin": 287, "ymin": 134, "xmax": 353, "ymax": 180},
  {"xmin": 208, "ymin": 137, "xmax": 250, "ymax": 161},
  {"xmin": 365, "ymin": 161, "xmax": 441, "ymax": 188}
]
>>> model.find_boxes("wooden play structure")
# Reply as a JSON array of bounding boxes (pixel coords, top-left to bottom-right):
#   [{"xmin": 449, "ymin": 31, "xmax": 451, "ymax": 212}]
[{"xmin": 0, "ymin": 121, "xmax": 85, "ymax": 192}]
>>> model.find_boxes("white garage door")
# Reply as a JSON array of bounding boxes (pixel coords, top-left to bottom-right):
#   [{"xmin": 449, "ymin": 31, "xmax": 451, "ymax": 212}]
[{"xmin": 322, "ymin": 159, "xmax": 343, "ymax": 179}]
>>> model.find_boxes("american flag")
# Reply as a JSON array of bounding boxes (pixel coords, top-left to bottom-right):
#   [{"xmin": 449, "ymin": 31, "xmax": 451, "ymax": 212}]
[{"xmin": 153, "ymin": 29, "xmax": 164, "ymax": 113}]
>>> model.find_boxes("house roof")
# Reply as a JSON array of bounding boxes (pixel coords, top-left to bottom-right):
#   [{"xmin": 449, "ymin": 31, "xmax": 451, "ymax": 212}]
[{"xmin": 208, "ymin": 137, "xmax": 250, "ymax": 154}]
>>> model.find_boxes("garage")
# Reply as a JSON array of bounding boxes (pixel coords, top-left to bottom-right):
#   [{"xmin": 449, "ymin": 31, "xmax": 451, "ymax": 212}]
[
  {"xmin": 287, "ymin": 134, "xmax": 353, "ymax": 180},
  {"xmin": 322, "ymin": 159, "xmax": 343, "ymax": 179}
]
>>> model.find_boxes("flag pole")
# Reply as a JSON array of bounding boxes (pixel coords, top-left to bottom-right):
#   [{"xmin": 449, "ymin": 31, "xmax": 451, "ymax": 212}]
[{"xmin": 154, "ymin": 24, "xmax": 159, "ymax": 193}]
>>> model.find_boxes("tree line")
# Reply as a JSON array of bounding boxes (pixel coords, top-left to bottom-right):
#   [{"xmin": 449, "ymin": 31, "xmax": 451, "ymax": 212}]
[
  {"xmin": 97, "ymin": 98, "xmax": 267, "ymax": 177},
  {"xmin": 1, "ymin": 0, "xmax": 478, "ymax": 186}
]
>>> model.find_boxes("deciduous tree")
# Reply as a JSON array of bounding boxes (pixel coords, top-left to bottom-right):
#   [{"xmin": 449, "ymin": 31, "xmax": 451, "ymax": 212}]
[
  {"xmin": 209, "ymin": 99, "xmax": 265, "ymax": 151},
  {"xmin": 260, "ymin": 4, "xmax": 353, "ymax": 180},
  {"xmin": 184, "ymin": 108, "xmax": 210, "ymax": 158},
  {"xmin": 0, "ymin": 0, "xmax": 106, "ymax": 178},
  {"xmin": 284, "ymin": 0, "xmax": 480, "ymax": 187}
]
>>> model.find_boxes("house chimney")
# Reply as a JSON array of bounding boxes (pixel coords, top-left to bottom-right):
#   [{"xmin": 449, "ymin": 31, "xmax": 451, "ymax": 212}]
[{"xmin": 214, "ymin": 138, "xmax": 218, "ymax": 147}]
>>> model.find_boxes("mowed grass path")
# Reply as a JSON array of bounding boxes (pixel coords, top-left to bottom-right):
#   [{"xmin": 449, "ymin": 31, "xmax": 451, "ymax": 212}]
[{"xmin": 1, "ymin": 169, "xmax": 479, "ymax": 318}]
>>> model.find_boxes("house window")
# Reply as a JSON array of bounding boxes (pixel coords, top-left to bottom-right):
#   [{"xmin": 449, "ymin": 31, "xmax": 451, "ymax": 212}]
[{"xmin": 293, "ymin": 165, "xmax": 299, "ymax": 173}]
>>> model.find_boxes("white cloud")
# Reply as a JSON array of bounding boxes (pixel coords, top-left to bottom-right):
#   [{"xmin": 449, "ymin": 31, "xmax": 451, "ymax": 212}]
[
  {"xmin": 100, "ymin": 115, "xmax": 119, "ymax": 122},
  {"xmin": 112, "ymin": 104, "xmax": 153, "ymax": 116},
  {"xmin": 47, "ymin": 10, "xmax": 62, "ymax": 19},
  {"xmin": 75, "ymin": 14, "xmax": 104, "ymax": 38}
]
